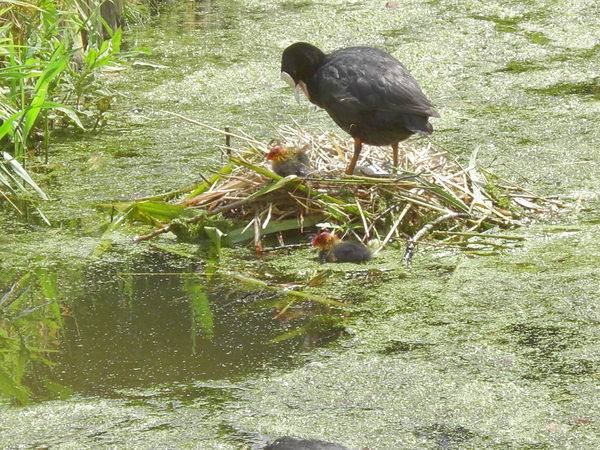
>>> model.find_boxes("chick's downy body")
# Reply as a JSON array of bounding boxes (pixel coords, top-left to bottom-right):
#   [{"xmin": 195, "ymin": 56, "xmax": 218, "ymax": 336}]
[
  {"xmin": 266, "ymin": 145, "xmax": 311, "ymax": 177},
  {"xmin": 312, "ymin": 232, "xmax": 372, "ymax": 263}
]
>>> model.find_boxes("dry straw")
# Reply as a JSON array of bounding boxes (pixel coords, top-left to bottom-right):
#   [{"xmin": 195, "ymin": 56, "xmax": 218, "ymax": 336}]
[{"xmin": 129, "ymin": 113, "xmax": 568, "ymax": 260}]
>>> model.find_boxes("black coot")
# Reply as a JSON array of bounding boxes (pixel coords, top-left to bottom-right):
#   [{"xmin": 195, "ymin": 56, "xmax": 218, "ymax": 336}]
[
  {"xmin": 281, "ymin": 42, "xmax": 439, "ymax": 175},
  {"xmin": 263, "ymin": 436, "xmax": 351, "ymax": 450}
]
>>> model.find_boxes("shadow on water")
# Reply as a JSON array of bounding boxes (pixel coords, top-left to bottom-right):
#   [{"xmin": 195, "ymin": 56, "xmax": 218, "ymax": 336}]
[
  {"xmin": 1, "ymin": 249, "xmax": 347, "ymax": 404},
  {"xmin": 416, "ymin": 424, "xmax": 475, "ymax": 450},
  {"xmin": 508, "ymin": 324, "xmax": 599, "ymax": 381}
]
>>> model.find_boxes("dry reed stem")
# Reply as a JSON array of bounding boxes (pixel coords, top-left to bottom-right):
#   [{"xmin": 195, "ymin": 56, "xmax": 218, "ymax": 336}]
[{"xmin": 145, "ymin": 117, "xmax": 570, "ymax": 247}]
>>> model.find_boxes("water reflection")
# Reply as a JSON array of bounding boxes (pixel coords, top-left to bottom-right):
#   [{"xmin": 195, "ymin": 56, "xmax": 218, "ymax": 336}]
[
  {"xmin": 173, "ymin": 0, "xmax": 244, "ymax": 31},
  {"xmin": 51, "ymin": 251, "xmax": 343, "ymax": 397}
]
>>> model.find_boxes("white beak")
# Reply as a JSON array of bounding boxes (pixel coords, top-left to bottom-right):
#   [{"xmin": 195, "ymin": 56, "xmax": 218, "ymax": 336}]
[
  {"xmin": 281, "ymin": 71, "xmax": 301, "ymax": 104},
  {"xmin": 293, "ymin": 85, "xmax": 301, "ymax": 104},
  {"xmin": 280, "ymin": 71, "xmax": 295, "ymax": 88}
]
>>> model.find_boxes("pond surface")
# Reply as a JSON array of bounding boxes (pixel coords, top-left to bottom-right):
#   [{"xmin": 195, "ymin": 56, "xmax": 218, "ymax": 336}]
[
  {"xmin": 52, "ymin": 257, "xmax": 320, "ymax": 396},
  {"xmin": 1, "ymin": 0, "xmax": 600, "ymax": 448}
]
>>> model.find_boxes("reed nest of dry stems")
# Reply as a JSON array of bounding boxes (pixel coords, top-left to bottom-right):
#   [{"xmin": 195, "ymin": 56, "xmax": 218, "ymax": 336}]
[{"xmin": 124, "ymin": 114, "xmax": 569, "ymax": 259}]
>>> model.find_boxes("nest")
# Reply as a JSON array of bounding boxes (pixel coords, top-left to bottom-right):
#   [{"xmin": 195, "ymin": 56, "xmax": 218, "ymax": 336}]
[{"xmin": 129, "ymin": 115, "xmax": 569, "ymax": 258}]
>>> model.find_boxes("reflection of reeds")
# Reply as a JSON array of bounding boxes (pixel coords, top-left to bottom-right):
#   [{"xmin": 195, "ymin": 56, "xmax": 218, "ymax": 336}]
[
  {"xmin": 0, "ymin": 271, "xmax": 67, "ymax": 405},
  {"xmin": 128, "ymin": 115, "xmax": 569, "ymax": 256}
]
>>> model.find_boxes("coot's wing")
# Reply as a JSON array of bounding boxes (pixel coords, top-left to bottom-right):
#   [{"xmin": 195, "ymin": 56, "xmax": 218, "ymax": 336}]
[{"xmin": 316, "ymin": 47, "xmax": 438, "ymax": 118}]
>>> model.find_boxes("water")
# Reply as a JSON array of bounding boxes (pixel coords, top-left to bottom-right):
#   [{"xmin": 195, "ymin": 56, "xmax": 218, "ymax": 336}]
[
  {"xmin": 1, "ymin": 0, "xmax": 600, "ymax": 448},
  {"xmin": 53, "ymin": 260, "xmax": 314, "ymax": 396}
]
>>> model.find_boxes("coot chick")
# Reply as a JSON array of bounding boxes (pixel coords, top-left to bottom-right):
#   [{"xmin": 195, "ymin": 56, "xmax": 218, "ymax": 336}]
[
  {"xmin": 264, "ymin": 436, "xmax": 351, "ymax": 450},
  {"xmin": 312, "ymin": 232, "xmax": 372, "ymax": 263},
  {"xmin": 281, "ymin": 42, "xmax": 439, "ymax": 175},
  {"xmin": 267, "ymin": 145, "xmax": 311, "ymax": 177}
]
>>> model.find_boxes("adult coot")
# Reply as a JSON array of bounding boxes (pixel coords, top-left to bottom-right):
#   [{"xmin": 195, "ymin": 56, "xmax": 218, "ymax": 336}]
[
  {"xmin": 312, "ymin": 231, "xmax": 372, "ymax": 263},
  {"xmin": 263, "ymin": 436, "xmax": 351, "ymax": 450},
  {"xmin": 281, "ymin": 42, "xmax": 439, "ymax": 175},
  {"xmin": 266, "ymin": 145, "xmax": 311, "ymax": 177}
]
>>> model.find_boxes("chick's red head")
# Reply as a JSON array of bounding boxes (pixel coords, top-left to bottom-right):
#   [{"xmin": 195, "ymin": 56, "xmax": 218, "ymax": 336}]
[
  {"xmin": 312, "ymin": 232, "xmax": 337, "ymax": 250},
  {"xmin": 266, "ymin": 145, "xmax": 283, "ymax": 161}
]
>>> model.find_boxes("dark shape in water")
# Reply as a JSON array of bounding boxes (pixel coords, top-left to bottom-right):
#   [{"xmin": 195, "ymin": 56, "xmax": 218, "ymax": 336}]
[
  {"xmin": 264, "ymin": 436, "xmax": 351, "ymax": 450},
  {"xmin": 266, "ymin": 145, "xmax": 311, "ymax": 177},
  {"xmin": 416, "ymin": 423, "xmax": 475, "ymax": 449},
  {"xmin": 281, "ymin": 42, "xmax": 439, "ymax": 175},
  {"xmin": 312, "ymin": 232, "xmax": 372, "ymax": 263}
]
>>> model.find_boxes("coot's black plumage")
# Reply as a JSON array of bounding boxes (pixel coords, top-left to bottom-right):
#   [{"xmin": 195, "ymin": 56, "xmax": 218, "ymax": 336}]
[
  {"xmin": 263, "ymin": 436, "xmax": 351, "ymax": 450},
  {"xmin": 281, "ymin": 42, "xmax": 439, "ymax": 175}
]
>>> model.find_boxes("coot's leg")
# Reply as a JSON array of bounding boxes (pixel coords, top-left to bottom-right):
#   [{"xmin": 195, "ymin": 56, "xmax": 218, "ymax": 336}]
[
  {"xmin": 346, "ymin": 138, "xmax": 363, "ymax": 175},
  {"xmin": 392, "ymin": 142, "xmax": 399, "ymax": 169}
]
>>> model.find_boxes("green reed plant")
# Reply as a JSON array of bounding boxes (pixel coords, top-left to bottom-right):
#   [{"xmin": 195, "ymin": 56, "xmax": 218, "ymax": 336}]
[{"xmin": 0, "ymin": 0, "xmax": 148, "ymax": 218}]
